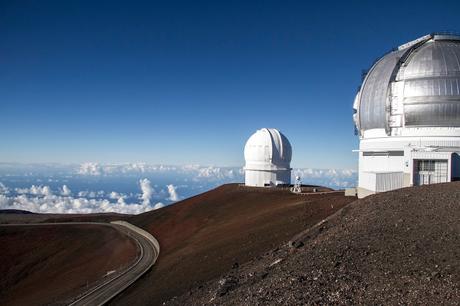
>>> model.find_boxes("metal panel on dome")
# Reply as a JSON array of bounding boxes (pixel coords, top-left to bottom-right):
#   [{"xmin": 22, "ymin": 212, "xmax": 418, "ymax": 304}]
[
  {"xmin": 404, "ymin": 78, "xmax": 460, "ymax": 97},
  {"xmin": 402, "ymin": 41, "xmax": 460, "ymax": 79},
  {"xmin": 404, "ymin": 99, "xmax": 460, "ymax": 126},
  {"xmin": 402, "ymin": 40, "xmax": 460, "ymax": 126},
  {"xmin": 359, "ymin": 49, "xmax": 406, "ymax": 130}
]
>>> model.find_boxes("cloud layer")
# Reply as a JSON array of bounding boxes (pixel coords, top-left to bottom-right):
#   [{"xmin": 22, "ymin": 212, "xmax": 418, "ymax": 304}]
[
  {"xmin": 0, "ymin": 180, "xmax": 170, "ymax": 215},
  {"xmin": 0, "ymin": 162, "xmax": 357, "ymax": 215},
  {"xmin": 74, "ymin": 162, "xmax": 357, "ymax": 188}
]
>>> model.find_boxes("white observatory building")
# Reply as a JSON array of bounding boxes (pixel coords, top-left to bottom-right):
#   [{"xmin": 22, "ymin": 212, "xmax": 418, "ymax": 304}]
[
  {"xmin": 354, "ymin": 33, "xmax": 460, "ymax": 198},
  {"xmin": 244, "ymin": 128, "xmax": 292, "ymax": 187}
]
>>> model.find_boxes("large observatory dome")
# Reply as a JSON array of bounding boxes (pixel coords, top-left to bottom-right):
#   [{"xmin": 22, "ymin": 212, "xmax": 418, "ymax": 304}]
[
  {"xmin": 354, "ymin": 33, "xmax": 460, "ymax": 136},
  {"xmin": 244, "ymin": 128, "xmax": 292, "ymax": 169},
  {"xmin": 354, "ymin": 33, "xmax": 460, "ymax": 199},
  {"xmin": 244, "ymin": 128, "xmax": 292, "ymax": 187}
]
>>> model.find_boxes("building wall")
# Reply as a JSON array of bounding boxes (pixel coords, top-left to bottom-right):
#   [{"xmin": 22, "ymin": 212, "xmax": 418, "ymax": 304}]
[
  {"xmin": 359, "ymin": 153, "xmax": 404, "ymax": 172},
  {"xmin": 357, "ymin": 132, "xmax": 460, "ymax": 198},
  {"xmin": 359, "ymin": 171, "xmax": 404, "ymax": 193},
  {"xmin": 358, "ymin": 151, "xmax": 405, "ymax": 194},
  {"xmin": 374, "ymin": 172, "xmax": 404, "ymax": 192},
  {"xmin": 245, "ymin": 169, "xmax": 291, "ymax": 187}
]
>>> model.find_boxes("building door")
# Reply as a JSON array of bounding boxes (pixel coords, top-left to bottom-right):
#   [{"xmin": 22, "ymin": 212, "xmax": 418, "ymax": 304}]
[{"xmin": 413, "ymin": 160, "xmax": 448, "ymax": 186}]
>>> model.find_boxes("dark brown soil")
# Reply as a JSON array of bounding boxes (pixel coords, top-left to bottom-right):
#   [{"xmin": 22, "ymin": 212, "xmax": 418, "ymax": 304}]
[
  {"xmin": 0, "ymin": 224, "xmax": 138, "ymax": 306},
  {"xmin": 0, "ymin": 213, "xmax": 128, "ymax": 224},
  {"xmin": 171, "ymin": 182, "xmax": 460, "ymax": 305},
  {"xmin": 110, "ymin": 183, "xmax": 354, "ymax": 305}
]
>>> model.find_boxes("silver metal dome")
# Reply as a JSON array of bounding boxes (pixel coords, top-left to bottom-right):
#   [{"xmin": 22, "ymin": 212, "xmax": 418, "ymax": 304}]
[{"xmin": 354, "ymin": 33, "xmax": 460, "ymax": 135}]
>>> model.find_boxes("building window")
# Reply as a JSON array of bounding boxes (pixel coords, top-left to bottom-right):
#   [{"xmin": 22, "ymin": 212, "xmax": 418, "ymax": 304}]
[
  {"xmin": 413, "ymin": 159, "xmax": 448, "ymax": 186},
  {"xmin": 416, "ymin": 160, "xmax": 435, "ymax": 172},
  {"xmin": 363, "ymin": 151, "xmax": 404, "ymax": 156}
]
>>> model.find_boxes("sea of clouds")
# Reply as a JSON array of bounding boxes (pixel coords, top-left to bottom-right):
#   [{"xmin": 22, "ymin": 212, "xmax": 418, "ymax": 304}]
[
  {"xmin": 0, "ymin": 178, "xmax": 167, "ymax": 214},
  {"xmin": 0, "ymin": 163, "xmax": 357, "ymax": 215}
]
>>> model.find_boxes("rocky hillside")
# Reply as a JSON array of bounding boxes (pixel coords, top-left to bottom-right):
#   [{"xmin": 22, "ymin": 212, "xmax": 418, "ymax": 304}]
[
  {"xmin": 111, "ymin": 184, "xmax": 354, "ymax": 305},
  {"xmin": 170, "ymin": 182, "xmax": 460, "ymax": 305}
]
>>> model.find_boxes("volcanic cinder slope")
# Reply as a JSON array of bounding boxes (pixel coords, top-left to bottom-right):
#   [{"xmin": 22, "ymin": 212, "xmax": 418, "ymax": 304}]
[
  {"xmin": 110, "ymin": 184, "xmax": 355, "ymax": 305},
  {"xmin": 0, "ymin": 184, "xmax": 354, "ymax": 305},
  {"xmin": 0, "ymin": 224, "xmax": 137, "ymax": 306},
  {"xmin": 172, "ymin": 182, "xmax": 460, "ymax": 305},
  {"xmin": 0, "ymin": 212, "xmax": 128, "ymax": 224}
]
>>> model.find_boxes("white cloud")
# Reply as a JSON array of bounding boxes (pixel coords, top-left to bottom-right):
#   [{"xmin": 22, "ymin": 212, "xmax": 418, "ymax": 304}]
[
  {"xmin": 167, "ymin": 184, "xmax": 180, "ymax": 202},
  {"xmin": 293, "ymin": 168, "xmax": 357, "ymax": 188},
  {"xmin": 197, "ymin": 166, "xmax": 236, "ymax": 180},
  {"xmin": 0, "ymin": 182, "xmax": 164, "ymax": 215},
  {"xmin": 77, "ymin": 190, "xmax": 105, "ymax": 198},
  {"xmin": 74, "ymin": 162, "xmax": 241, "ymax": 181},
  {"xmin": 109, "ymin": 191, "xmax": 122, "ymax": 199},
  {"xmin": 0, "ymin": 182, "xmax": 10, "ymax": 194},
  {"xmin": 117, "ymin": 197, "xmax": 126, "ymax": 205},
  {"xmin": 15, "ymin": 187, "xmax": 29, "ymax": 194},
  {"xmin": 78, "ymin": 162, "xmax": 102, "ymax": 176},
  {"xmin": 139, "ymin": 178, "xmax": 154, "ymax": 205},
  {"xmin": 15, "ymin": 185, "xmax": 53, "ymax": 196},
  {"xmin": 61, "ymin": 185, "xmax": 71, "ymax": 196},
  {"xmin": 0, "ymin": 194, "xmax": 9, "ymax": 206},
  {"xmin": 76, "ymin": 162, "xmax": 181, "ymax": 176}
]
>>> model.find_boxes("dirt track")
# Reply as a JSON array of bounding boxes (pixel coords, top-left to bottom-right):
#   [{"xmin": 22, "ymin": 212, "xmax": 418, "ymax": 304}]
[{"xmin": 171, "ymin": 182, "xmax": 460, "ymax": 305}]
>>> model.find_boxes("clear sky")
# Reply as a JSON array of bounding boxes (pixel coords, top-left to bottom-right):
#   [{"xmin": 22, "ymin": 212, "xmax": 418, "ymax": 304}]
[{"xmin": 2, "ymin": 0, "xmax": 460, "ymax": 169}]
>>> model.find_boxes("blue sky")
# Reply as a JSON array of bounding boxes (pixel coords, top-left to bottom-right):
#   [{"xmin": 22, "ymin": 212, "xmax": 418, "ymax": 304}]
[{"xmin": 2, "ymin": 0, "xmax": 460, "ymax": 169}]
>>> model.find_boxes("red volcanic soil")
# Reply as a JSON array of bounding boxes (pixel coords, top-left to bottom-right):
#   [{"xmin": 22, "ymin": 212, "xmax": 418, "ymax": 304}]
[
  {"xmin": 110, "ymin": 183, "xmax": 355, "ymax": 305},
  {"xmin": 0, "ymin": 212, "xmax": 128, "ymax": 224},
  {"xmin": 173, "ymin": 183, "xmax": 460, "ymax": 305},
  {"xmin": 0, "ymin": 224, "xmax": 137, "ymax": 306}
]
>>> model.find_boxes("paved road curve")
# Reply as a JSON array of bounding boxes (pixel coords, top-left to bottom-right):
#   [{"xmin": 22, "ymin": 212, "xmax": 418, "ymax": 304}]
[{"xmin": 1, "ymin": 221, "xmax": 159, "ymax": 306}]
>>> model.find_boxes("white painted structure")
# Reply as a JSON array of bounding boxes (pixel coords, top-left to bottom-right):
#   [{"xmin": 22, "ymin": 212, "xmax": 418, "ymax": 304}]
[
  {"xmin": 244, "ymin": 128, "xmax": 292, "ymax": 187},
  {"xmin": 354, "ymin": 33, "xmax": 460, "ymax": 198},
  {"xmin": 291, "ymin": 175, "xmax": 302, "ymax": 193}
]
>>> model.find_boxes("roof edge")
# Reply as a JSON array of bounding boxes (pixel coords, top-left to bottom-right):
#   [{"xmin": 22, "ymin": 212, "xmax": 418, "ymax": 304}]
[{"xmin": 398, "ymin": 34, "xmax": 432, "ymax": 50}]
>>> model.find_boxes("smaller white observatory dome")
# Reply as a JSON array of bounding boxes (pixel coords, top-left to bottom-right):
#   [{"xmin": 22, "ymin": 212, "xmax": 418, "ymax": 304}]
[{"xmin": 244, "ymin": 128, "xmax": 292, "ymax": 187}]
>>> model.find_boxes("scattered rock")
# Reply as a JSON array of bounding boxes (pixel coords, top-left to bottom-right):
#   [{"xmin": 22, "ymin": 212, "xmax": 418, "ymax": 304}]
[
  {"xmin": 269, "ymin": 259, "xmax": 283, "ymax": 267},
  {"xmin": 169, "ymin": 182, "xmax": 460, "ymax": 305},
  {"xmin": 289, "ymin": 240, "xmax": 304, "ymax": 249},
  {"xmin": 216, "ymin": 276, "xmax": 238, "ymax": 296}
]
